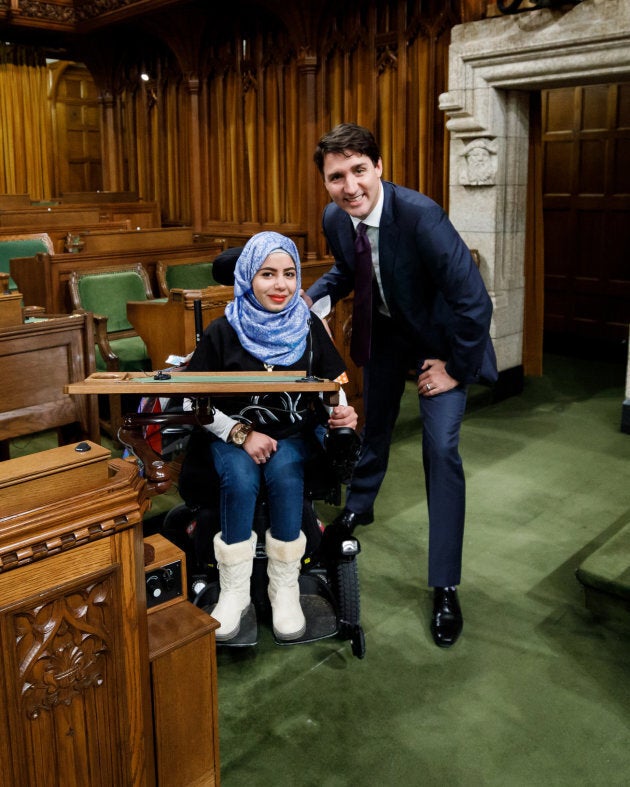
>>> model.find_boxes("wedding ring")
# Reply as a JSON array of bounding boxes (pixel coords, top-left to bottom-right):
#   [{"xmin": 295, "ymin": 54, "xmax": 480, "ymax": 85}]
[{"xmin": 426, "ymin": 383, "xmax": 432, "ymax": 391}]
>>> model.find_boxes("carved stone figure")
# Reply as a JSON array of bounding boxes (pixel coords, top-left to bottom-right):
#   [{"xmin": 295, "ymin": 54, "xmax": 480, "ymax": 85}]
[{"xmin": 459, "ymin": 138, "xmax": 498, "ymax": 186}]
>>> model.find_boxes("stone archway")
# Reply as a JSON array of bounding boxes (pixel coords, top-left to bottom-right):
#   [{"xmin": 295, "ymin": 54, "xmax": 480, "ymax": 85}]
[{"xmin": 439, "ymin": 0, "xmax": 630, "ymax": 415}]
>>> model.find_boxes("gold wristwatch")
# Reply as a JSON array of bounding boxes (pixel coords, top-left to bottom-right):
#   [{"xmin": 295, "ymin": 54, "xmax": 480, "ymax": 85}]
[{"xmin": 229, "ymin": 423, "xmax": 253, "ymax": 446}]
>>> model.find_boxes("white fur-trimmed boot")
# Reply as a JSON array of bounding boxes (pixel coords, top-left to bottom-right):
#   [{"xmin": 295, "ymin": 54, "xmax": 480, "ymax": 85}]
[
  {"xmin": 265, "ymin": 530, "xmax": 307, "ymax": 641},
  {"xmin": 211, "ymin": 531, "xmax": 257, "ymax": 642}
]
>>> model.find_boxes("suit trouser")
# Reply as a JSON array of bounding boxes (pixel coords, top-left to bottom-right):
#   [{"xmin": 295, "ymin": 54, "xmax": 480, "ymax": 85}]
[{"xmin": 345, "ymin": 312, "xmax": 468, "ymax": 587}]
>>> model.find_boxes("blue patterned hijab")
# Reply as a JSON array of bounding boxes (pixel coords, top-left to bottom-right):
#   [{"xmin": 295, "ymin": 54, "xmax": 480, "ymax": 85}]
[{"xmin": 225, "ymin": 231, "xmax": 310, "ymax": 366}]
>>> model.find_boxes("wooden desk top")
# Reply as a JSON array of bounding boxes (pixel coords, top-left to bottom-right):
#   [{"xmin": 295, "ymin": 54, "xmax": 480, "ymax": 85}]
[{"xmin": 65, "ymin": 370, "xmax": 340, "ymax": 396}]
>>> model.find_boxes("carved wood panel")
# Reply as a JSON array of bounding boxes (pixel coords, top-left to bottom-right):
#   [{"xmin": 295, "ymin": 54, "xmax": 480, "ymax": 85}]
[
  {"xmin": 0, "ymin": 529, "xmax": 153, "ymax": 786},
  {"xmin": 1, "ymin": 569, "xmax": 126, "ymax": 786}
]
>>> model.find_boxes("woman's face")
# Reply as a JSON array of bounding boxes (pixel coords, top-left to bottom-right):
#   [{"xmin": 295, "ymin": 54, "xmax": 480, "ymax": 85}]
[{"xmin": 251, "ymin": 251, "xmax": 297, "ymax": 312}]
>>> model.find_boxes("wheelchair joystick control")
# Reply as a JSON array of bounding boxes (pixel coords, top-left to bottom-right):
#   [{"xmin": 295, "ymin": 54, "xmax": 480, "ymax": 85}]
[{"xmin": 297, "ymin": 318, "xmax": 323, "ymax": 382}]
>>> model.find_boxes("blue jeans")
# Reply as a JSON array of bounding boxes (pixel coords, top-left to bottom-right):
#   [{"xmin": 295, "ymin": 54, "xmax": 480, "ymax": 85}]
[{"xmin": 210, "ymin": 435, "xmax": 309, "ymax": 544}]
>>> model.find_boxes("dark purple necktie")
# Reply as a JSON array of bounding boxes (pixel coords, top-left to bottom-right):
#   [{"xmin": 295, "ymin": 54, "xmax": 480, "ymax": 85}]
[{"xmin": 350, "ymin": 222, "xmax": 373, "ymax": 367}]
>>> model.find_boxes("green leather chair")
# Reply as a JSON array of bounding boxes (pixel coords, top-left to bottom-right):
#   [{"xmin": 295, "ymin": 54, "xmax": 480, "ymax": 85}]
[{"xmin": 68, "ymin": 263, "xmax": 154, "ymax": 439}]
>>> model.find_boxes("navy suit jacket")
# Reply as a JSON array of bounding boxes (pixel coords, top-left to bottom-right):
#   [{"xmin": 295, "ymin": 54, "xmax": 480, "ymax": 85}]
[{"xmin": 307, "ymin": 180, "xmax": 498, "ymax": 386}]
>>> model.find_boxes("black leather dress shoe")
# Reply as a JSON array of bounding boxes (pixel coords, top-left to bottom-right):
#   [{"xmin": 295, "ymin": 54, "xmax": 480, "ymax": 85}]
[
  {"xmin": 430, "ymin": 587, "xmax": 463, "ymax": 648},
  {"xmin": 331, "ymin": 508, "xmax": 374, "ymax": 532}
]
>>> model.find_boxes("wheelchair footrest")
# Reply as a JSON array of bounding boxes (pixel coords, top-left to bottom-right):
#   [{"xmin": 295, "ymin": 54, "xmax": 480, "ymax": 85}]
[
  {"xmin": 206, "ymin": 602, "xmax": 259, "ymax": 647},
  {"xmin": 273, "ymin": 575, "xmax": 338, "ymax": 645}
]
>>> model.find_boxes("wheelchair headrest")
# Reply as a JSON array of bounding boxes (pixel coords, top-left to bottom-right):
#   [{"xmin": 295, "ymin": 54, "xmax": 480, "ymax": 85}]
[{"xmin": 212, "ymin": 246, "xmax": 245, "ymax": 286}]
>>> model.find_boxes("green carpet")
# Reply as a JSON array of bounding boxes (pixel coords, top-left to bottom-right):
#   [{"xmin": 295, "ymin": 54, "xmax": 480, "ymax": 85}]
[
  {"xmin": 213, "ymin": 354, "xmax": 630, "ymax": 787},
  {"xmin": 6, "ymin": 354, "xmax": 630, "ymax": 785}
]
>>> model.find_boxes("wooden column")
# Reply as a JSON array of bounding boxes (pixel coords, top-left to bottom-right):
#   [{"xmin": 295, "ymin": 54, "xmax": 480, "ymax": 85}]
[
  {"xmin": 297, "ymin": 49, "xmax": 320, "ymax": 260},
  {"xmin": 99, "ymin": 89, "xmax": 123, "ymax": 192},
  {"xmin": 186, "ymin": 74, "xmax": 203, "ymax": 233}
]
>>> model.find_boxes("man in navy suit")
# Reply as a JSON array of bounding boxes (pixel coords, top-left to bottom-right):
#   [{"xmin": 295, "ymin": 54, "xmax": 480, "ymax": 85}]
[{"xmin": 304, "ymin": 123, "xmax": 497, "ymax": 648}]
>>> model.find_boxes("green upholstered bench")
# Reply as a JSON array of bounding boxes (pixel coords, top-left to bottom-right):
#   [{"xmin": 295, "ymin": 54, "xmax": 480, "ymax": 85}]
[
  {"xmin": 576, "ymin": 520, "xmax": 630, "ymax": 632},
  {"xmin": 0, "ymin": 233, "xmax": 54, "ymax": 290}
]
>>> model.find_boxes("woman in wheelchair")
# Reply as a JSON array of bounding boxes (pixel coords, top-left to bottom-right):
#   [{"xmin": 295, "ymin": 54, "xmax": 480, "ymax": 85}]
[{"xmin": 184, "ymin": 231, "xmax": 358, "ymax": 643}]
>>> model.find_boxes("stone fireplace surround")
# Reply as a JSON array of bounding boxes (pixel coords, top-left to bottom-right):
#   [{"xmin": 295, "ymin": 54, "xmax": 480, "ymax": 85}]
[{"xmin": 439, "ymin": 0, "xmax": 630, "ymax": 426}]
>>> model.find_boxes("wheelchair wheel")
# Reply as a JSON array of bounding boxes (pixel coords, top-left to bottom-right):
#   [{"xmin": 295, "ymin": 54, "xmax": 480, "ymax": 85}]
[
  {"xmin": 162, "ymin": 502, "xmax": 196, "ymax": 551},
  {"xmin": 162, "ymin": 503, "xmax": 218, "ymax": 599},
  {"xmin": 334, "ymin": 559, "xmax": 366, "ymax": 658}
]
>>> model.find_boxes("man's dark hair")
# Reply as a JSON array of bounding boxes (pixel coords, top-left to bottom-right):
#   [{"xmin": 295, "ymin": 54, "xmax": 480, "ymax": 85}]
[{"xmin": 313, "ymin": 123, "xmax": 381, "ymax": 174}]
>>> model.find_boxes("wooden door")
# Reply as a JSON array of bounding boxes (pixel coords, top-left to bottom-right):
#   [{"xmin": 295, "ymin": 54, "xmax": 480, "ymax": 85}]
[
  {"xmin": 542, "ymin": 83, "xmax": 630, "ymax": 355},
  {"xmin": 49, "ymin": 62, "xmax": 102, "ymax": 196}
]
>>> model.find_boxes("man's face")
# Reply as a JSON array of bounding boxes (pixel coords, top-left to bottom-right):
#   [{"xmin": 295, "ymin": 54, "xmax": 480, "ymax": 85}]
[{"xmin": 322, "ymin": 151, "xmax": 383, "ymax": 220}]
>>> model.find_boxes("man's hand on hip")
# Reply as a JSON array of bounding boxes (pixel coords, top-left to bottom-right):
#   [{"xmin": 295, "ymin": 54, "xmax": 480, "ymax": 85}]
[{"xmin": 418, "ymin": 359, "xmax": 459, "ymax": 397}]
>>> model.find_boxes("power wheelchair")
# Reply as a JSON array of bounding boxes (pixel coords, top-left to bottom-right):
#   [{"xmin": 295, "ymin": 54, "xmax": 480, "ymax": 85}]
[{"xmin": 121, "ymin": 395, "xmax": 367, "ymax": 659}]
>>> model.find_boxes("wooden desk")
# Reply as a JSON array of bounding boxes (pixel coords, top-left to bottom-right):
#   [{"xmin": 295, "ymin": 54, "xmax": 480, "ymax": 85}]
[
  {"xmin": 0, "ymin": 222, "xmax": 131, "ymax": 252},
  {"xmin": 0, "ymin": 313, "xmax": 99, "ymax": 458},
  {"xmin": 80, "ymin": 227, "xmax": 198, "ymax": 254},
  {"xmin": 0, "ymin": 200, "xmax": 159, "ymax": 230},
  {"xmin": 66, "ymin": 370, "xmax": 341, "ymax": 397},
  {"xmin": 0, "ymin": 442, "xmax": 155, "ymax": 786},
  {"xmin": 11, "ymin": 239, "xmax": 225, "ymax": 313},
  {"xmin": 0, "ymin": 286, "xmax": 22, "ymax": 327},
  {"xmin": 127, "ymin": 286, "xmax": 234, "ymax": 368}
]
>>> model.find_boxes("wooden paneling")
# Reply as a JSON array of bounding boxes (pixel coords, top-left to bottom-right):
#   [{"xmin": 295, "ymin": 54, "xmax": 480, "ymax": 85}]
[
  {"xmin": 3, "ymin": 2, "xmax": 491, "ymax": 254},
  {"xmin": 70, "ymin": 1, "xmax": 458, "ymax": 254}
]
